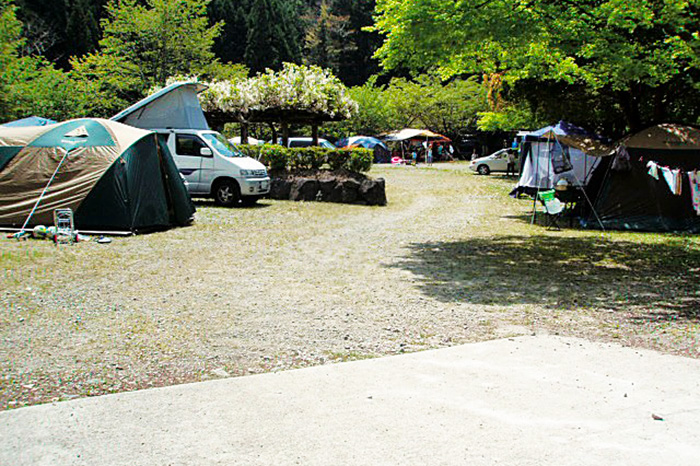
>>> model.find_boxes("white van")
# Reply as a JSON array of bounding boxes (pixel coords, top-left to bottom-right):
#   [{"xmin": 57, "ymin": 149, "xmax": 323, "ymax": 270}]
[
  {"xmin": 158, "ymin": 129, "xmax": 270, "ymax": 206},
  {"xmin": 110, "ymin": 82, "xmax": 270, "ymax": 207}
]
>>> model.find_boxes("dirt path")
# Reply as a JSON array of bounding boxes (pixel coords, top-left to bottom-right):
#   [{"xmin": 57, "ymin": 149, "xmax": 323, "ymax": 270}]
[{"xmin": 2, "ymin": 164, "xmax": 698, "ymax": 409}]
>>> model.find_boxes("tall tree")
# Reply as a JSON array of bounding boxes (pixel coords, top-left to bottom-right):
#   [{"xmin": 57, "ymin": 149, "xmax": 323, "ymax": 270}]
[
  {"xmin": 244, "ymin": 0, "xmax": 303, "ymax": 73},
  {"xmin": 0, "ymin": 0, "xmax": 24, "ymax": 117},
  {"xmin": 331, "ymin": 0, "xmax": 381, "ymax": 86},
  {"xmin": 303, "ymin": 0, "xmax": 355, "ymax": 75},
  {"xmin": 14, "ymin": 0, "xmax": 108, "ymax": 68},
  {"xmin": 99, "ymin": 0, "xmax": 222, "ymax": 88},
  {"xmin": 208, "ymin": 0, "xmax": 248, "ymax": 64},
  {"xmin": 372, "ymin": 0, "xmax": 700, "ymax": 134}
]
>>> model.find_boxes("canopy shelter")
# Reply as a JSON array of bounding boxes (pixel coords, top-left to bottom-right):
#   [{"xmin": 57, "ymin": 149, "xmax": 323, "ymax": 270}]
[
  {"xmin": 111, "ymin": 82, "xmax": 210, "ymax": 130},
  {"xmin": 511, "ymin": 121, "xmax": 610, "ymax": 198},
  {"xmin": 0, "ymin": 119, "xmax": 194, "ymax": 233},
  {"xmin": 382, "ymin": 128, "xmax": 451, "ymax": 143},
  {"xmin": 381, "ymin": 128, "xmax": 452, "ymax": 162},
  {"xmin": 336, "ymin": 136, "xmax": 390, "ymax": 163},
  {"xmin": 582, "ymin": 124, "xmax": 700, "ymax": 232},
  {"xmin": 2, "ymin": 116, "xmax": 57, "ymax": 127}
]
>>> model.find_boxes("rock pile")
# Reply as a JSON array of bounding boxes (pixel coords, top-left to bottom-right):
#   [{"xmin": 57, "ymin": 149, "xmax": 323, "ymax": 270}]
[{"xmin": 269, "ymin": 174, "xmax": 387, "ymax": 206}]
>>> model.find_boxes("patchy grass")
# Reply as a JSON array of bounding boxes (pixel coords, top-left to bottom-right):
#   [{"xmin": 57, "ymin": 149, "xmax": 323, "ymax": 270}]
[{"xmin": 1, "ymin": 162, "xmax": 698, "ymax": 410}]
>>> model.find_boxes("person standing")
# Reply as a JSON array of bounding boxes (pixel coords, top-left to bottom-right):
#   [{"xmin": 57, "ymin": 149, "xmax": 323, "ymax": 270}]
[
  {"xmin": 506, "ymin": 149, "xmax": 516, "ymax": 178},
  {"xmin": 426, "ymin": 143, "xmax": 434, "ymax": 166}
]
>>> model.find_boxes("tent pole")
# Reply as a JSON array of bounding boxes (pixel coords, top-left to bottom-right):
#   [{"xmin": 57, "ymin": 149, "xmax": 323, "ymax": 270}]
[{"xmin": 552, "ymin": 137, "xmax": 606, "ymax": 232}]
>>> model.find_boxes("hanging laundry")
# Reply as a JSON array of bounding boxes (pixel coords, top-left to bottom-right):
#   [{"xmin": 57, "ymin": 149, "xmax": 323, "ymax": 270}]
[
  {"xmin": 647, "ymin": 161, "xmax": 659, "ymax": 180},
  {"xmin": 660, "ymin": 166, "xmax": 683, "ymax": 195},
  {"xmin": 689, "ymin": 171, "xmax": 700, "ymax": 215}
]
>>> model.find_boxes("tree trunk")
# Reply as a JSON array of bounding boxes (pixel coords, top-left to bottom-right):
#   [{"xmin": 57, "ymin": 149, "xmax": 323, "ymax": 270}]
[
  {"xmin": 618, "ymin": 88, "xmax": 643, "ymax": 133},
  {"xmin": 311, "ymin": 124, "xmax": 319, "ymax": 146},
  {"xmin": 240, "ymin": 123, "xmax": 249, "ymax": 144},
  {"xmin": 270, "ymin": 123, "xmax": 277, "ymax": 145},
  {"xmin": 281, "ymin": 122, "xmax": 289, "ymax": 147}
]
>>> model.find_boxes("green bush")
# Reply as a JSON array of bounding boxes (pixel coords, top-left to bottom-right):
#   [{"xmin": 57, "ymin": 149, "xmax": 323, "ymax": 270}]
[
  {"xmin": 288, "ymin": 146, "xmax": 326, "ymax": 170},
  {"xmin": 346, "ymin": 148, "xmax": 373, "ymax": 173},
  {"xmin": 258, "ymin": 144, "xmax": 288, "ymax": 172},
  {"xmin": 256, "ymin": 144, "xmax": 372, "ymax": 173},
  {"xmin": 235, "ymin": 144, "xmax": 262, "ymax": 159},
  {"xmin": 326, "ymin": 148, "xmax": 352, "ymax": 171}
]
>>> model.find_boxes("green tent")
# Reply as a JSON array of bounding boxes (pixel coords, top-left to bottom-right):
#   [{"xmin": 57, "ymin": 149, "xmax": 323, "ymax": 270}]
[{"xmin": 0, "ymin": 118, "xmax": 195, "ymax": 233}]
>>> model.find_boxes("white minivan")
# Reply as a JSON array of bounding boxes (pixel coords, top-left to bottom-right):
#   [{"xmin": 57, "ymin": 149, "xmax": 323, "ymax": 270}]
[
  {"xmin": 158, "ymin": 129, "xmax": 270, "ymax": 206},
  {"xmin": 111, "ymin": 82, "xmax": 270, "ymax": 207}
]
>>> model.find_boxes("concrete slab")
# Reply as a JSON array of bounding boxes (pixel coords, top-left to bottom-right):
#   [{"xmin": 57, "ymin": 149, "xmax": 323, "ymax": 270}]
[{"xmin": 2, "ymin": 335, "xmax": 700, "ymax": 465}]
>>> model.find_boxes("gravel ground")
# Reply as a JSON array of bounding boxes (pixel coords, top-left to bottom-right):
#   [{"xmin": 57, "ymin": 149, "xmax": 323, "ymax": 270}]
[{"xmin": 2, "ymin": 163, "xmax": 699, "ymax": 409}]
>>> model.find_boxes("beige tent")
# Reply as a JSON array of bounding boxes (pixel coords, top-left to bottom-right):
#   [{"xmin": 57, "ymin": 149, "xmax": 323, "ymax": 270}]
[{"xmin": 0, "ymin": 118, "xmax": 194, "ymax": 233}]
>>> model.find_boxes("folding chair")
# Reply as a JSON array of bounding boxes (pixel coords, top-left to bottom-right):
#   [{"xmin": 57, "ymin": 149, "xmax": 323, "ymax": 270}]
[{"xmin": 537, "ymin": 190, "xmax": 565, "ymax": 230}]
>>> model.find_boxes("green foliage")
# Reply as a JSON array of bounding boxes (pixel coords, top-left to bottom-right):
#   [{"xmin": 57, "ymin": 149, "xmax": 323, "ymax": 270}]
[
  {"xmin": 326, "ymin": 148, "xmax": 351, "ymax": 171},
  {"xmin": 345, "ymin": 148, "xmax": 373, "ymax": 173},
  {"xmin": 69, "ymin": 52, "xmax": 143, "ymax": 118},
  {"xmin": 289, "ymin": 146, "xmax": 326, "ymax": 171},
  {"xmin": 371, "ymin": 0, "xmax": 700, "ymax": 132},
  {"xmin": 255, "ymin": 144, "xmax": 371, "ymax": 173},
  {"xmin": 477, "ymin": 105, "xmax": 543, "ymax": 132},
  {"xmin": 303, "ymin": 0, "xmax": 356, "ymax": 75},
  {"xmin": 244, "ymin": 0, "xmax": 302, "ymax": 73},
  {"xmin": 258, "ymin": 144, "xmax": 288, "ymax": 172},
  {"xmin": 0, "ymin": 0, "xmax": 24, "ymax": 118},
  {"xmin": 328, "ymin": 74, "xmax": 492, "ymax": 138},
  {"xmin": 234, "ymin": 143, "xmax": 263, "ymax": 159},
  {"xmin": 100, "ymin": 0, "xmax": 222, "ymax": 89}
]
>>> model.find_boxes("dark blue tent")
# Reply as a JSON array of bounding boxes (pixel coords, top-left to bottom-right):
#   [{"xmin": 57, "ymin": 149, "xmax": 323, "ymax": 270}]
[{"xmin": 2, "ymin": 116, "xmax": 57, "ymax": 128}]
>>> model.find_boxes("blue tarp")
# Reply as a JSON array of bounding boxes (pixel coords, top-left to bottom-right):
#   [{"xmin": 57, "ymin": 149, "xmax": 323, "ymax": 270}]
[
  {"xmin": 2, "ymin": 116, "xmax": 57, "ymax": 127},
  {"xmin": 526, "ymin": 121, "xmax": 597, "ymax": 140}
]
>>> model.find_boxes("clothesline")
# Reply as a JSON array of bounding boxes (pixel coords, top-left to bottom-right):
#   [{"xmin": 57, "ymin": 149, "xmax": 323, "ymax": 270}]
[{"xmin": 646, "ymin": 159, "xmax": 700, "ymax": 215}]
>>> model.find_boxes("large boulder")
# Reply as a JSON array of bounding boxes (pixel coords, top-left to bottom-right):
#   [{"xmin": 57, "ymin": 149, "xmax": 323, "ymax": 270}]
[
  {"xmin": 290, "ymin": 178, "xmax": 320, "ymax": 201},
  {"xmin": 340, "ymin": 179, "xmax": 361, "ymax": 204},
  {"xmin": 269, "ymin": 178, "xmax": 292, "ymax": 200},
  {"xmin": 318, "ymin": 179, "xmax": 342, "ymax": 203},
  {"xmin": 360, "ymin": 178, "xmax": 387, "ymax": 206}
]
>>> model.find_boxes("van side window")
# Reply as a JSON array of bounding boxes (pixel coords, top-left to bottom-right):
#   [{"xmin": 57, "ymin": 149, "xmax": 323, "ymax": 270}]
[
  {"xmin": 176, "ymin": 134, "xmax": 206, "ymax": 156},
  {"xmin": 289, "ymin": 140, "xmax": 309, "ymax": 148}
]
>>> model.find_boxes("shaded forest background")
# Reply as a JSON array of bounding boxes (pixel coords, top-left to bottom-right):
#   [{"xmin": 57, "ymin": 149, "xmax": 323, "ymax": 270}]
[{"xmin": 14, "ymin": 0, "xmax": 381, "ymax": 86}]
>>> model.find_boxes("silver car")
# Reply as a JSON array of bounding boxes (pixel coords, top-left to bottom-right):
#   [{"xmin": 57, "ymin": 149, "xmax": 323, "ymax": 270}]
[{"xmin": 468, "ymin": 149, "xmax": 520, "ymax": 175}]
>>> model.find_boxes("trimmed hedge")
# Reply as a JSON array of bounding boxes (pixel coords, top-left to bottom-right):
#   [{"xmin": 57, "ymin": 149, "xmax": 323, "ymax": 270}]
[{"xmin": 235, "ymin": 144, "xmax": 373, "ymax": 173}]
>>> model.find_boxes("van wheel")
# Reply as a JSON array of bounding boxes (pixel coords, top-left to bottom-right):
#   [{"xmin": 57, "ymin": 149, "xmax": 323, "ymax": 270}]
[
  {"xmin": 477, "ymin": 165, "xmax": 490, "ymax": 175},
  {"xmin": 214, "ymin": 180, "xmax": 240, "ymax": 207}
]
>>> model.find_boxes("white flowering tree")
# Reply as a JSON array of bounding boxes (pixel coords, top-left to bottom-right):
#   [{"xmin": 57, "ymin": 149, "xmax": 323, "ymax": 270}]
[{"xmin": 198, "ymin": 63, "xmax": 358, "ymax": 144}]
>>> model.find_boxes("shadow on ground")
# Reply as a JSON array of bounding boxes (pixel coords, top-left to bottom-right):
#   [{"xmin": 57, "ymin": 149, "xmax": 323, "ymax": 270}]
[
  {"xmin": 192, "ymin": 199, "xmax": 271, "ymax": 209},
  {"xmin": 389, "ymin": 235, "xmax": 700, "ymax": 321}
]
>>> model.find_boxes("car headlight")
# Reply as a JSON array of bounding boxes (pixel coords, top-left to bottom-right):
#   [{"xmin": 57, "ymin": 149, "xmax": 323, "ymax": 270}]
[{"xmin": 240, "ymin": 169, "xmax": 268, "ymax": 178}]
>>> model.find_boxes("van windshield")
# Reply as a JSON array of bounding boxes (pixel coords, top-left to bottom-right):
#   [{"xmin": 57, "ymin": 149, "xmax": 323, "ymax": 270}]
[{"xmin": 201, "ymin": 133, "xmax": 243, "ymax": 158}]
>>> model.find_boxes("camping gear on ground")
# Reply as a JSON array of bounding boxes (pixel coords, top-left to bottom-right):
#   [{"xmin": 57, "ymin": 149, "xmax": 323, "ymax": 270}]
[
  {"xmin": 53, "ymin": 208, "xmax": 75, "ymax": 244},
  {"xmin": 2, "ymin": 116, "xmax": 57, "ymax": 128},
  {"xmin": 0, "ymin": 118, "xmax": 195, "ymax": 234},
  {"xmin": 581, "ymin": 124, "xmax": 700, "ymax": 232},
  {"xmin": 537, "ymin": 190, "xmax": 566, "ymax": 230},
  {"xmin": 336, "ymin": 136, "xmax": 391, "ymax": 163},
  {"xmin": 511, "ymin": 121, "xmax": 608, "ymax": 198}
]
